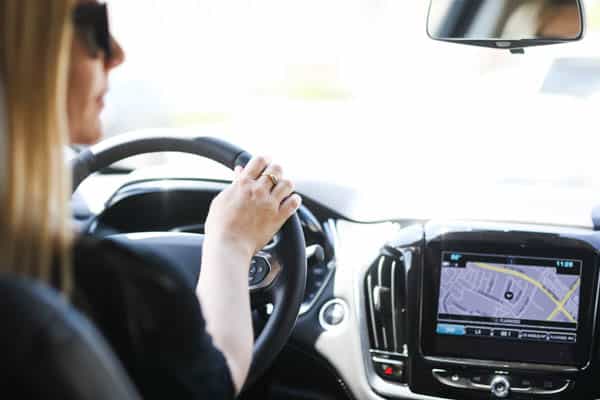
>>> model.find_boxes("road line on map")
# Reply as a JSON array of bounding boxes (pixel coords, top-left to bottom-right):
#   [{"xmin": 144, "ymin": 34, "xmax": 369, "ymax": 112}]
[
  {"xmin": 546, "ymin": 279, "xmax": 580, "ymax": 321},
  {"xmin": 472, "ymin": 262, "xmax": 575, "ymax": 323}
]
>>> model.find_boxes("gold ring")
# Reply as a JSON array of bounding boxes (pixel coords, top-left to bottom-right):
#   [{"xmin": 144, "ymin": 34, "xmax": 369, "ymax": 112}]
[{"xmin": 262, "ymin": 173, "xmax": 279, "ymax": 187}]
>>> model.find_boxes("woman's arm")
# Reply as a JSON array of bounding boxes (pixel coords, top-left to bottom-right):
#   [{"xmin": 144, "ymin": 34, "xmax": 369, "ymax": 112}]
[
  {"xmin": 196, "ymin": 156, "xmax": 301, "ymax": 394},
  {"xmin": 197, "ymin": 239, "xmax": 253, "ymax": 395}
]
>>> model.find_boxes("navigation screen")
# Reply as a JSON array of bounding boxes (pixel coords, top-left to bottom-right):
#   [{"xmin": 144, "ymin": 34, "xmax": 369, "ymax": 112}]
[{"xmin": 436, "ymin": 252, "xmax": 581, "ymax": 345}]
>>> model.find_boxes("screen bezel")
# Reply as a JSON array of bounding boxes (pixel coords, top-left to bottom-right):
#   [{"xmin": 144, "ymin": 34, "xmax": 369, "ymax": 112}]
[{"xmin": 420, "ymin": 235, "xmax": 597, "ymax": 368}]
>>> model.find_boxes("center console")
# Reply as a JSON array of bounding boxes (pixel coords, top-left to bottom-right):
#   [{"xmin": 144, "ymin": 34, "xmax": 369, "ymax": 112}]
[{"xmin": 365, "ymin": 221, "xmax": 600, "ymax": 399}]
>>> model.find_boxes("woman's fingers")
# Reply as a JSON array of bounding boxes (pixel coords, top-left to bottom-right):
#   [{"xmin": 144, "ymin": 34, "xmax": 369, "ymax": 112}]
[
  {"xmin": 258, "ymin": 163, "xmax": 283, "ymax": 191},
  {"xmin": 240, "ymin": 156, "xmax": 271, "ymax": 180},
  {"xmin": 280, "ymin": 194, "xmax": 302, "ymax": 218},
  {"xmin": 235, "ymin": 156, "xmax": 298, "ymax": 219},
  {"xmin": 208, "ymin": 158, "xmax": 300, "ymax": 256},
  {"xmin": 272, "ymin": 179, "xmax": 294, "ymax": 203},
  {"xmin": 233, "ymin": 165, "xmax": 243, "ymax": 181}
]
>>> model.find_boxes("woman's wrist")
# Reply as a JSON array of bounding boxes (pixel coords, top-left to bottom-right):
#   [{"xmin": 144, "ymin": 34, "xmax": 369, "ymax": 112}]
[{"xmin": 203, "ymin": 233, "xmax": 254, "ymax": 265}]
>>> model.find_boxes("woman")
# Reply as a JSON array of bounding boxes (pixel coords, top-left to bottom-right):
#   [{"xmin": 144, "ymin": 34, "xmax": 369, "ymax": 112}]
[{"xmin": 0, "ymin": 0, "xmax": 301, "ymax": 398}]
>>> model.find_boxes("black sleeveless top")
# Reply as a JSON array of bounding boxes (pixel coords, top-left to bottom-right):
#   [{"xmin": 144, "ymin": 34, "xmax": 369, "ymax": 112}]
[{"xmin": 70, "ymin": 236, "xmax": 234, "ymax": 399}]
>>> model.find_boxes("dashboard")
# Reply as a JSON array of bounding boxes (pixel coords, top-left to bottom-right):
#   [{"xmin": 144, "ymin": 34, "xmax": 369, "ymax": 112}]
[
  {"xmin": 76, "ymin": 176, "xmax": 600, "ymax": 400},
  {"xmin": 302, "ymin": 217, "xmax": 600, "ymax": 400},
  {"xmin": 82, "ymin": 178, "xmax": 336, "ymax": 316}
]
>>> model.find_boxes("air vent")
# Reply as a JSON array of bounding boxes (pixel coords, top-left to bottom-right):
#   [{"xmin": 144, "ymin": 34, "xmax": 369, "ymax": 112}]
[{"xmin": 364, "ymin": 252, "xmax": 407, "ymax": 354}]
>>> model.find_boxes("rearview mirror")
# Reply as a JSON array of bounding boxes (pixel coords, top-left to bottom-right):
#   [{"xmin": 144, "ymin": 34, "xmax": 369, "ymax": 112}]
[{"xmin": 427, "ymin": 0, "xmax": 584, "ymax": 51}]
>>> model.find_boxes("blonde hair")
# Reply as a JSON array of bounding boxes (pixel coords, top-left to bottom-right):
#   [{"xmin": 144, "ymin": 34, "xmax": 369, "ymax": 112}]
[{"xmin": 0, "ymin": 0, "xmax": 76, "ymax": 294}]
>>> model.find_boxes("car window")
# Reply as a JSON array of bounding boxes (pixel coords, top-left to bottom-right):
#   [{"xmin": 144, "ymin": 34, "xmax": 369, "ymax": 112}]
[{"xmin": 102, "ymin": 0, "xmax": 600, "ymax": 226}]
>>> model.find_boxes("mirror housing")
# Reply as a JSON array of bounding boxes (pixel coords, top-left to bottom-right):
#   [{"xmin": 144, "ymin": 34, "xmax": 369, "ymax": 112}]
[{"xmin": 427, "ymin": 0, "xmax": 585, "ymax": 51}]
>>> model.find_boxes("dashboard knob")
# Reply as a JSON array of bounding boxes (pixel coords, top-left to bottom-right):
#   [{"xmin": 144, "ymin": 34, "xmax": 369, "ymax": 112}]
[
  {"xmin": 490, "ymin": 376, "xmax": 510, "ymax": 398},
  {"xmin": 319, "ymin": 299, "xmax": 348, "ymax": 330}
]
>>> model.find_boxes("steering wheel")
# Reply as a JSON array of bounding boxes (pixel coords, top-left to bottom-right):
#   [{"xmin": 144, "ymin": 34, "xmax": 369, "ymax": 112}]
[{"xmin": 71, "ymin": 133, "xmax": 307, "ymax": 386}]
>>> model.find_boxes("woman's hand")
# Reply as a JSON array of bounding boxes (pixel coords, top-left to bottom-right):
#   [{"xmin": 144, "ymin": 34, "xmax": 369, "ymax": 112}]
[
  {"xmin": 204, "ymin": 156, "xmax": 302, "ymax": 259},
  {"xmin": 198, "ymin": 156, "xmax": 301, "ymax": 393}
]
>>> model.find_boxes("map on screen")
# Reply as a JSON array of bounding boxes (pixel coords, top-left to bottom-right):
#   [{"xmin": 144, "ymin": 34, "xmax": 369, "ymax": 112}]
[
  {"xmin": 438, "ymin": 259, "xmax": 580, "ymax": 323},
  {"xmin": 436, "ymin": 252, "xmax": 582, "ymax": 345}
]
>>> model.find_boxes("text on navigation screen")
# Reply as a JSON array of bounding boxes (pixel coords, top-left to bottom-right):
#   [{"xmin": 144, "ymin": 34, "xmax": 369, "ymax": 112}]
[{"xmin": 436, "ymin": 251, "xmax": 582, "ymax": 344}]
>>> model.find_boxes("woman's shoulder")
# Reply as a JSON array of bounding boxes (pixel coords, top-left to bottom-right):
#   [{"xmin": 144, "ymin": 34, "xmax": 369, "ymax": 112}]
[
  {"xmin": 71, "ymin": 235, "xmax": 234, "ymax": 399},
  {"xmin": 74, "ymin": 235, "xmax": 197, "ymax": 291},
  {"xmin": 72, "ymin": 235, "xmax": 186, "ymax": 309},
  {"xmin": 73, "ymin": 235, "xmax": 144, "ymax": 265},
  {"xmin": 72, "ymin": 234, "xmax": 206, "ymax": 345},
  {"xmin": 74, "ymin": 235, "xmax": 172, "ymax": 281},
  {"xmin": 72, "ymin": 234, "xmax": 197, "ymax": 307}
]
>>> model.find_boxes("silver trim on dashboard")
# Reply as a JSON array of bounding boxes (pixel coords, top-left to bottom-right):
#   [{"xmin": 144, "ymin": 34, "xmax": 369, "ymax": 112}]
[
  {"xmin": 424, "ymin": 355, "xmax": 579, "ymax": 374},
  {"xmin": 367, "ymin": 274, "xmax": 380, "ymax": 349},
  {"xmin": 170, "ymin": 223, "xmax": 205, "ymax": 233},
  {"xmin": 377, "ymin": 256, "xmax": 385, "ymax": 287},
  {"xmin": 371, "ymin": 349, "xmax": 408, "ymax": 358},
  {"xmin": 372, "ymin": 356, "xmax": 404, "ymax": 366},
  {"xmin": 511, "ymin": 381, "xmax": 572, "ymax": 395},
  {"xmin": 391, "ymin": 260, "xmax": 398, "ymax": 353}
]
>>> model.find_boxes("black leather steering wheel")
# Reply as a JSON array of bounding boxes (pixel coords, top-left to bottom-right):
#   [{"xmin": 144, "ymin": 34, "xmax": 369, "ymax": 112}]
[{"xmin": 71, "ymin": 133, "xmax": 307, "ymax": 386}]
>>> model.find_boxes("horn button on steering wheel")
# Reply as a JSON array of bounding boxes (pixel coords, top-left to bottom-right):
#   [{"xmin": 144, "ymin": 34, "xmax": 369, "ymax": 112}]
[{"xmin": 249, "ymin": 255, "xmax": 272, "ymax": 287}]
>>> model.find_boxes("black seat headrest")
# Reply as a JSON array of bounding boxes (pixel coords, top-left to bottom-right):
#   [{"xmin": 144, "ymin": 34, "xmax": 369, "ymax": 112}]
[{"xmin": 0, "ymin": 276, "xmax": 140, "ymax": 399}]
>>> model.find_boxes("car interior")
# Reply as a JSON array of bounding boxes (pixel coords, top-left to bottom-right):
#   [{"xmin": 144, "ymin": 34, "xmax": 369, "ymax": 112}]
[{"xmin": 13, "ymin": 0, "xmax": 600, "ymax": 399}]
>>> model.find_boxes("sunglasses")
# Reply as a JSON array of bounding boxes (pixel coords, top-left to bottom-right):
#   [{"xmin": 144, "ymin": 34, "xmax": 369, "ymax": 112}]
[{"xmin": 72, "ymin": 3, "xmax": 113, "ymax": 61}]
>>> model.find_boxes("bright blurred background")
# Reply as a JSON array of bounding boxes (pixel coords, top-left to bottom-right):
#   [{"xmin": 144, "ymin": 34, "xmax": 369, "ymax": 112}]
[{"xmin": 96, "ymin": 0, "xmax": 600, "ymax": 226}]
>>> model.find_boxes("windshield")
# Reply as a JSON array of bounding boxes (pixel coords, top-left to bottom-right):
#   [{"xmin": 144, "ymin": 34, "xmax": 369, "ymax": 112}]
[{"xmin": 101, "ymin": 0, "xmax": 600, "ymax": 227}]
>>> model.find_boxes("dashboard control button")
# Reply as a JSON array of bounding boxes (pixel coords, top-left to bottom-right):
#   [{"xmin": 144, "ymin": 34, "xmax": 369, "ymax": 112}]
[
  {"xmin": 492, "ymin": 329, "xmax": 519, "ymax": 339},
  {"xmin": 436, "ymin": 323, "xmax": 466, "ymax": 336},
  {"xmin": 432, "ymin": 369, "xmax": 471, "ymax": 389},
  {"xmin": 519, "ymin": 331, "xmax": 548, "ymax": 341},
  {"xmin": 249, "ymin": 257, "xmax": 270, "ymax": 286},
  {"xmin": 319, "ymin": 299, "xmax": 348, "ymax": 330},
  {"xmin": 323, "ymin": 303, "xmax": 345, "ymax": 325},
  {"xmin": 373, "ymin": 357, "xmax": 405, "ymax": 383},
  {"xmin": 516, "ymin": 377, "xmax": 532, "ymax": 389},
  {"xmin": 548, "ymin": 333, "xmax": 576, "ymax": 343},
  {"xmin": 466, "ymin": 327, "xmax": 492, "ymax": 337},
  {"xmin": 490, "ymin": 376, "xmax": 510, "ymax": 398}
]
